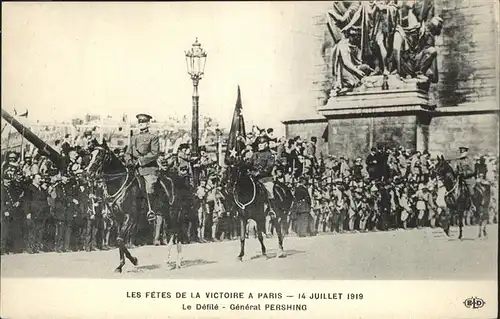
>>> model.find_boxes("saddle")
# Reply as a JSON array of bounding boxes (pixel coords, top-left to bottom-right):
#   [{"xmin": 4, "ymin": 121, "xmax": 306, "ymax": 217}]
[{"xmin": 135, "ymin": 173, "xmax": 174, "ymax": 206}]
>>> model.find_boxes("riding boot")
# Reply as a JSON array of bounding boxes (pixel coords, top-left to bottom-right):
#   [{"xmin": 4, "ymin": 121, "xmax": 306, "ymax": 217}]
[{"xmin": 145, "ymin": 191, "xmax": 156, "ymax": 222}]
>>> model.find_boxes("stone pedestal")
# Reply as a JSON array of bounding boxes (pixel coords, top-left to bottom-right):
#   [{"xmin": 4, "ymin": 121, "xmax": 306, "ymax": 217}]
[{"xmin": 317, "ymin": 75, "xmax": 433, "ymax": 159}]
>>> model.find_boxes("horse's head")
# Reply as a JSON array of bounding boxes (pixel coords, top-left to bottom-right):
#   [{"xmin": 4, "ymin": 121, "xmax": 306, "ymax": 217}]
[
  {"xmin": 86, "ymin": 142, "xmax": 113, "ymax": 178},
  {"xmin": 435, "ymin": 155, "xmax": 454, "ymax": 180}
]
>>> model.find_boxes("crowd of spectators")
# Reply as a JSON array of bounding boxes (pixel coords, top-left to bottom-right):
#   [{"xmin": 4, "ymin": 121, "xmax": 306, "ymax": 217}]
[{"xmin": 1, "ymin": 126, "xmax": 498, "ymax": 255}]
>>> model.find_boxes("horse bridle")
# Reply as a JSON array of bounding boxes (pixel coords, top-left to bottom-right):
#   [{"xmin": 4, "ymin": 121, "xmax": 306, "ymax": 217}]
[
  {"xmin": 233, "ymin": 170, "xmax": 257, "ymax": 211},
  {"xmin": 87, "ymin": 147, "xmax": 133, "ymax": 207}
]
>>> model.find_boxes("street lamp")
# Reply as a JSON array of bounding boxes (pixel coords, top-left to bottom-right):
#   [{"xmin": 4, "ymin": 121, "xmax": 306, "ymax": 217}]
[
  {"xmin": 185, "ymin": 37, "xmax": 207, "ymax": 187},
  {"xmin": 215, "ymin": 127, "xmax": 222, "ymax": 168}
]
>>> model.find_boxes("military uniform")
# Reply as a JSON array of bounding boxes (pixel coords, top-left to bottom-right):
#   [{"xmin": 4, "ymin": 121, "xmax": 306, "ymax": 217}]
[
  {"xmin": 2, "ymin": 153, "xmax": 20, "ymax": 179},
  {"xmin": 52, "ymin": 175, "xmax": 78, "ymax": 252},
  {"xmin": 125, "ymin": 114, "xmax": 160, "ymax": 194},
  {"xmin": 249, "ymin": 137, "xmax": 275, "ymax": 199},
  {"xmin": 456, "ymin": 147, "xmax": 475, "ymax": 195},
  {"xmin": 25, "ymin": 176, "xmax": 50, "ymax": 253},
  {"xmin": 1, "ymin": 168, "xmax": 18, "ymax": 254}
]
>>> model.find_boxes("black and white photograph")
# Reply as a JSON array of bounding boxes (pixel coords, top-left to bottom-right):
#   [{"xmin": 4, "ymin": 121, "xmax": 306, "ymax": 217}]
[{"xmin": 1, "ymin": 1, "xmax": 498, "ymax": 318}]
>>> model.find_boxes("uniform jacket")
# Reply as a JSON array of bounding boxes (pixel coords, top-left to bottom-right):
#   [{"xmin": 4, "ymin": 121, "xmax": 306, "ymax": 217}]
[
  {"xmin": 126, "ymin": 130, "xmax": 159, "ymax": 176},
  {"xmin": 2, "ymin": 182, "xmax": 19, "ymax": 218},
  {"xmin": 250, "ymin": 149, "xmax": 275, "ymax": 180},
  {"xmin": 456, "ymin": 158, "xmax": 475, "ymax": 180},
  {"xmin": 26, "ymin": 183, "xmax": 49, "ymax": 218},
  {"xmin": 456, "ymin": 157, "xmax": 476, "ymax": 194}
]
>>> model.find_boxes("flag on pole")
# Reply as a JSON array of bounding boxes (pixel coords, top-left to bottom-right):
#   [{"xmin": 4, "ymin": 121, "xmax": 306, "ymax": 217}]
[{"xmin": 225, "ymin": 85, "xmax": 246, "ymax": 165}]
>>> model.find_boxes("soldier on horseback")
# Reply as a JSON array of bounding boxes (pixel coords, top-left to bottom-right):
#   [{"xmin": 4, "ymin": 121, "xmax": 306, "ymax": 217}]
[
  {"xmin": 125, "ymin": 113, "xmax": 160, "ymax": 221},
  {"xmin": 456, "ymin": 147, "xmax": 475, "ymax": 211},
  {"xmin": 456, "ymin": 147, "xmax": 475, "ymax": 183},
  {"xmin": 248, "ymin": 136, "xmax": 276, "ymax": 215}
]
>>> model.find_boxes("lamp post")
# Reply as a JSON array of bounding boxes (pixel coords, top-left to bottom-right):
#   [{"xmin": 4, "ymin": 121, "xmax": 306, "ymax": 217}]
[
  {"xmin": 185, "ymin": 37, "xmax": 207, "ymax": 187},
  {"xmin": 215, "ymin": 127, "xmax": 222, "ymax": 169}
]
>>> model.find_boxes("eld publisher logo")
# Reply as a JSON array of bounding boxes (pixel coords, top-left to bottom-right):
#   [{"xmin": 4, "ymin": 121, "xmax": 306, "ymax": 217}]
[{"xmin": 463, "ymin": 297, "xmax": 485, "ymax": 309}]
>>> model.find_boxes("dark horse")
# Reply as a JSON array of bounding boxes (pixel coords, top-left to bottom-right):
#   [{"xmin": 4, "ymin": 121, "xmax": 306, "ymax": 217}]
[
  {"xmin": 226, "ymin": 165, "xmax": 286, "ymax": 260},
  {"xmin": 86, "ymin": 142, "xmax": 183, "ymax": 272},
  {"xmin": 435, "ymin": 157, "xmax": 471, "ymax": 239}
]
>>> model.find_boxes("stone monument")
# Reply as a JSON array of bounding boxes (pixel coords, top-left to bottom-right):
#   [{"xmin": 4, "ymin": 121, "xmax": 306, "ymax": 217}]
[{"xmin": 317, "ymin": 0, "xmax": 444, "ymax": 157}]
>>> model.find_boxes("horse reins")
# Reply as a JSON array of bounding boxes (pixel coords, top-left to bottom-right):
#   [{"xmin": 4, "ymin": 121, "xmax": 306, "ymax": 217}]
[
  {"xmin": 233, "ymin": 174, "xmax": 257, "ymax": 211},
  {"xmin": 444, "ymin": 179, "xmax": 460, "ymax": 196}
]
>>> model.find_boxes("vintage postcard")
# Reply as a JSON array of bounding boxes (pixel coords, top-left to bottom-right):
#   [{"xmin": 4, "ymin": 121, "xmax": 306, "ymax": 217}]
[{"xmin": 1, "ymin": 1, "xmax": 498, "ymax": 318}]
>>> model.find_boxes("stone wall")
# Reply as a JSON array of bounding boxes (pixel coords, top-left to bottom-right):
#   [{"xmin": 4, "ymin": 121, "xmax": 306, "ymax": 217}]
[
  {"xmin": 429, "ymin": 113, "xmax": 499, "ymax": 157},
  {"xmin": 327, "ymin": 115, "xmax": 418, "ymax": 160},
  {"xmin": 284, "ymin": 1, "xmax": 499, "ymax": 159},
  {"xmin": 284, "ymin": 119, "xmax": 329, "ymax": 157},
  {"xmin": 432, "ymin": 0, "xmax": 499, "ymax": 108}
]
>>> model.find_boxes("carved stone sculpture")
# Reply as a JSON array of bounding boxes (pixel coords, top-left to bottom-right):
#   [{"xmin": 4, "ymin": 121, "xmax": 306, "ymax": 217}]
[{"xmin": 325, "ymin": 0, "xmax": 443, "ymax": 96}]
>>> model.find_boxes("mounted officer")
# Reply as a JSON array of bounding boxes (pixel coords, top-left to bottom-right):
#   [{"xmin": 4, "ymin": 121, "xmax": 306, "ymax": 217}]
[
  {"xmin": 456, "ymin": 146, "xmax": 476, "ymax": 195},
  {"xmin": 125, "ymin": 113, "xmax": 160, "ymax": 221},
  {"xmin": 248, "ymin": 136, "xmax": 276, "ymax": 214}
]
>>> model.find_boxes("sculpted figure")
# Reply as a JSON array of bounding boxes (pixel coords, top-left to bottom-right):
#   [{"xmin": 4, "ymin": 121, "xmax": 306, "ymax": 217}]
[
  {"xmin": 326, "ymin": 1, "xmax": 363, "ymax": 44},
  {"xmin": 330, "ymin": 29, "xmax": 367, "ymax": 95},
  {"xmin": 325, "ymin": 0, "xmax": 443, "ymax": 93},
  {"xmin": 392, "ymin": 0, "xmax": 443, "ymax": 82},
  {"xmin": 326, "ymin": 1, "xmax": 375, "ymax": 95},
  {"xmin": 370, "ymin": 1, "xmax": 400, "ymax": 76}
]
